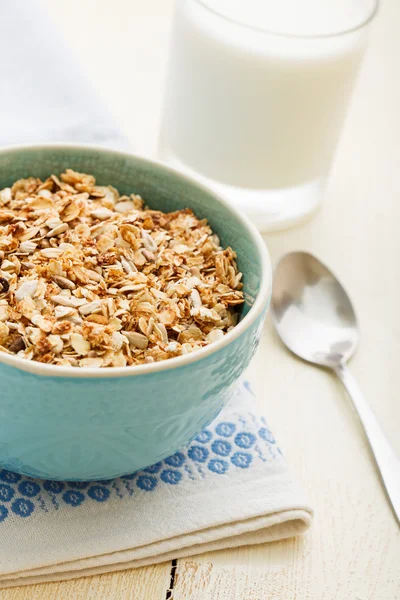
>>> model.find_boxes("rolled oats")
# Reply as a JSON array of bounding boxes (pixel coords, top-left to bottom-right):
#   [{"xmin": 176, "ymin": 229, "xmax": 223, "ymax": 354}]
[{"xmin": 0, "ymin": 170, "xmax": 244, "ymax": 367}]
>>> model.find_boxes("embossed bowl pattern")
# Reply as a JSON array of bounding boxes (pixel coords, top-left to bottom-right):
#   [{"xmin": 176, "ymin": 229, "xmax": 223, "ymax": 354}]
[{"xmin": 0, "ymin": 144, "xmax": 271, "ymax": 480}]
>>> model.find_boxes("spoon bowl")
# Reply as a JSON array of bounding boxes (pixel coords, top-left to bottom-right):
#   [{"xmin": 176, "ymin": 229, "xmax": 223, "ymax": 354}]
[{"xmin": 272, "ymin": 251, "xmax": 359, "ymax": 368}]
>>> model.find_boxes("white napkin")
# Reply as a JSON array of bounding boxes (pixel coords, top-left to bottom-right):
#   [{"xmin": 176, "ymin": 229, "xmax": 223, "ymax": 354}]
[
  {"xmin": 0, "ymin": 1, "xmax": 312, "ymax": 588},
  {"xmin": 0, "ymin": 0, "xmax": 128, "ymax": 149},
  {"xmin": 0, "ymin": 382, "xmax": 312, "ymax": 588}
]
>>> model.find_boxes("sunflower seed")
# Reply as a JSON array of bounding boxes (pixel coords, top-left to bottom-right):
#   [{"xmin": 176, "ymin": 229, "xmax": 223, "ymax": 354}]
[
  {"xmin": 79, "ymin": 301, "xmax": 103, "ymax": 316},
  {"xmin": 51, "ymin": 295, "xmax": 87, "ymax": 308},
  {"xmin": 52, "ymin": 276, "xmax": 76, "ymax": 290},
  {"xmin": 46, "ymin": 223, "xmax": 69, "ymax": 237},
  {"xmin": 40, "ymin": 247, "xmax": 64, "ymax": 258},
  {"xmin": 122, "ymin": 330, "xmax": 149, "ymax": 349}
]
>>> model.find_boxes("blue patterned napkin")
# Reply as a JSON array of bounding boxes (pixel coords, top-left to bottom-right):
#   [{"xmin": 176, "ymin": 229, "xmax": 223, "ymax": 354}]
[{"xmin": 0, "ymin": 382, "xmax": 312, "ymax": 587}]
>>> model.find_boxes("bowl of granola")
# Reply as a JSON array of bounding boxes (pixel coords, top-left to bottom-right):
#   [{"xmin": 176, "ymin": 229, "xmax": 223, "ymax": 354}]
[{"xmin": 0, "ymin": 144, "xmax": 271, "ymax": 480}]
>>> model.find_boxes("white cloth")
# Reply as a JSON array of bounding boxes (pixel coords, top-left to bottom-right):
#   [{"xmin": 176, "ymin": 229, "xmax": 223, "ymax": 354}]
[
  {"xmin": 0, "ymin": 383, "xmax": 312, "ymax": 588},
  {"xmin": 0, "ymin": 0, "xmax": 128, "ymax": 149},
  {"xmin": 0, "ymin": 2, "xmax": 312, "ymax": 587}
]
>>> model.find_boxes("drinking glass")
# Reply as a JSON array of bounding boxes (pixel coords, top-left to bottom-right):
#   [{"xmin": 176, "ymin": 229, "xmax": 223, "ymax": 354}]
[{"xmin": 158, "ymin": 0, "xmax": 378, "ymax": 231}]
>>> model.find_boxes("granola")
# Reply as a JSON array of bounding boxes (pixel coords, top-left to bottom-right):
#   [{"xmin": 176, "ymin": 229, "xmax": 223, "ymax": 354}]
[{"xmin": 0, "ymin": 170, "xmax": 244, "ymax": 367}]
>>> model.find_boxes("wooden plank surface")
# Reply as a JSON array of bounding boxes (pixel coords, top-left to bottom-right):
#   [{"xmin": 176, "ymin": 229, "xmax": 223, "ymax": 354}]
[
  {"xmin": 6, "ymin": 0, "xmax": 400, "ymax": 598},
  {"xmin": 0, "ymin": 564, "xmax": 172, "ymax": 600}
]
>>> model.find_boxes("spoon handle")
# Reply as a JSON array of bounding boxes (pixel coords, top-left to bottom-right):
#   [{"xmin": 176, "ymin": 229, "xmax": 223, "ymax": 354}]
[{"xmin": 334, "ymin": 363, "xmax": 400, "ymax": 526}]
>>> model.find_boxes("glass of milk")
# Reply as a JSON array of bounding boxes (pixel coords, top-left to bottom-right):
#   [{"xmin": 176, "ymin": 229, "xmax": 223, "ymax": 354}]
[{"xmin": 158, "ymin": 0, "xmax": 378, "ymax": 231}]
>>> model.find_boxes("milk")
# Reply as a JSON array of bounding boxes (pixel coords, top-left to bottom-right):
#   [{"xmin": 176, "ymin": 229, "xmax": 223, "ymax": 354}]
[{"xmin": 159, "ymin": 0, "xmax": 375, "ymax": 230}]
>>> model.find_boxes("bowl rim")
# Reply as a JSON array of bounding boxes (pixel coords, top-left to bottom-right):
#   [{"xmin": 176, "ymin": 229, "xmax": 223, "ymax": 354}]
[{"xmin": 0, "ymin": 142, "xmax": 271, "ymax": 378}]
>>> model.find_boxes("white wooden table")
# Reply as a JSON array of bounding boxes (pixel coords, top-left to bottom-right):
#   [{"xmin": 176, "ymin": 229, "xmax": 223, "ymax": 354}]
[{"xmin": 5, "ymin": 1, "xmax": 400, "ymax": 598}]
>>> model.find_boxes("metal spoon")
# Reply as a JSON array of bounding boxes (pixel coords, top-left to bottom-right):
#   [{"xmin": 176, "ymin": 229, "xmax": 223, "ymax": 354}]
[{"xmin": 271, "ymin": 251, "xmax": 400, "ymax": 526}]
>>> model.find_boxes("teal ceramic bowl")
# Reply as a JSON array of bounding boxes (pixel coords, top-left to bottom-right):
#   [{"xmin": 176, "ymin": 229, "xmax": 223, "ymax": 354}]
[{"xmin": 0, "ymin": 144, "xmax": 271, "ymax": 481}]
